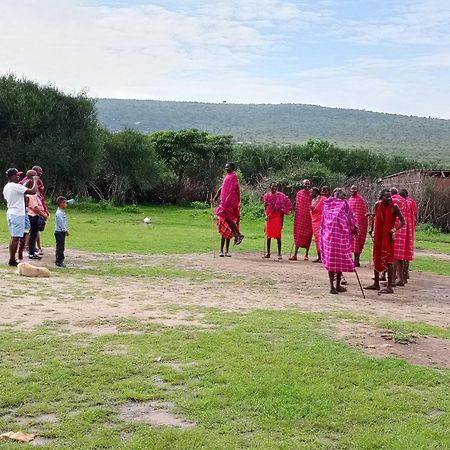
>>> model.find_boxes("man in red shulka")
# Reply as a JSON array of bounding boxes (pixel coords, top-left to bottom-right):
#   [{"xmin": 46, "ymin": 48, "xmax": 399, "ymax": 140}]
[
  {"xmin": 365, "ymin": 189, "xmax": 405, "ymax": 294},
  {"xmin": 262, "ymin": 183, "xmax": 292, "ymax": 259},
  {"xmin": 348, "ymin": 185, "xmax": 368, "ymax": 267},
  {"xmin": 289, "ymin": 179, "xmax": 313, "ymax": 261},
  {"xmin": 213, "ymin": 162, "xmax": 244, "ymax": 255}
]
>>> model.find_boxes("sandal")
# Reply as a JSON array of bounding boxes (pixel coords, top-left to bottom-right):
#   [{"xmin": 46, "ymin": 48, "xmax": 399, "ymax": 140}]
[
  {"xmin": 219, "ymin": 252, "xmax": 225, "ymax": 257},
  {"xmin": 303, "ymin": 255, "xmax": 309, "ymax": 261},
  {"xmin": 289, "ymin": 256, "xmax": 297, "ymax": 261},
  {"xmin": 364, "ymin": 284, "xmax": 380, "ymax": 290}
]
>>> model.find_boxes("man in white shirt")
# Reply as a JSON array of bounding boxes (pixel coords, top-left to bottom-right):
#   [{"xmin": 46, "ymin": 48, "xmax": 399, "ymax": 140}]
[{"xmin": 3, "ymin": 168, "xmax": 39, "ymax": 266}]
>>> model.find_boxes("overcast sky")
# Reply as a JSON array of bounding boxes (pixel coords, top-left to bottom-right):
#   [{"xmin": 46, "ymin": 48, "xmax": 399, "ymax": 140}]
[{"xmin": 1, "ymin": 0, "xmax": 450, "ymax": 118}]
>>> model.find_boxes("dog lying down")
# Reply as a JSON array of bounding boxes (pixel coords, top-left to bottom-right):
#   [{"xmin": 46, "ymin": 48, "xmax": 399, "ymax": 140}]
[{"xmin": 17, "ymin": 262, "xmax": 51, "ymax": 278}]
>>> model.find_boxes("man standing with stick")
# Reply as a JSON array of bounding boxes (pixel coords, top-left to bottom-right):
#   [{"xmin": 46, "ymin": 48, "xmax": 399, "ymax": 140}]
[
  {"xmin": 320, "ymin": 188, "xmax": 358, "ymax": 294},
  {"xmin": 262, "ymin": 183, "xmax": 292, "ymax": 259}
]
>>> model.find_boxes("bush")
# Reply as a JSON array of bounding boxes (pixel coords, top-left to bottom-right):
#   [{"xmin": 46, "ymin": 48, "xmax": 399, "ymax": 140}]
[{"xmin": 190, "ymin": 201, "xmax": 209, "ymax": 209}]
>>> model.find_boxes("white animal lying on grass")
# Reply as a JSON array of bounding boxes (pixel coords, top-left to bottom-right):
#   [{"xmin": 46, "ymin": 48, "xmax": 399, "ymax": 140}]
[{"xmin": 17, "ymin": 262, "xmax": 51, "ymax": 278}]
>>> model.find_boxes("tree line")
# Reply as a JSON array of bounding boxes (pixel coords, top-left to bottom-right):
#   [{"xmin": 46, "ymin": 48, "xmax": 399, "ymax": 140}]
[{"xmin": 0, "ymin": 75, "xmax": 430, "ymax": 207}]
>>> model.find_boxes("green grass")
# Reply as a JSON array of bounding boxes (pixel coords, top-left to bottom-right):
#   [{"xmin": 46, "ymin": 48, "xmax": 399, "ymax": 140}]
[
  {"xmin": 0, "ymin": 204, "xmax": 448, "ymax": 275},
  {"xmin": 0, "ymin": 311, "xmax": 449, "ymax": 449}
]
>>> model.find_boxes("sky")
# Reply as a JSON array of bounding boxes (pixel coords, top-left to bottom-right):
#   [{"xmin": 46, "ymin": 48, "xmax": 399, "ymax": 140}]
[{"xmin": 1, "ymin": 0, "xmax": 450, "ymax": 118}]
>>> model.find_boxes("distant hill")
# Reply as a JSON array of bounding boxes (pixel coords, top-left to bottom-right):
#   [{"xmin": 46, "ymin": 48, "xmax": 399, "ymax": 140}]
[{"xmin": 96, "ymin": 99, "xmax": 450, "ymax": 163}]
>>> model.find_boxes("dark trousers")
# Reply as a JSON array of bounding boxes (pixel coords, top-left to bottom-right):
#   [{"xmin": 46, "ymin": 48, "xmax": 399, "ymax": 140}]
[
  {"xmin": 55, "ymin": 231, "xmax": 66, "ymax": 265},
  {"xmin": 28, "ymin": 215, "xmax": 39, "ymax": 256}
]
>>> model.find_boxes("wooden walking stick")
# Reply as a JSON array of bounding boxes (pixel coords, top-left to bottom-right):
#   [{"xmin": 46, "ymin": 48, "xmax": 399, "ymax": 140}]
[
  {"xmin": 210, "ymin": 197, "xmax": 216, "ymax": 259},
  {"xmin": 354, "ymin": 269, "xmax": 365, "ymax": 299}
]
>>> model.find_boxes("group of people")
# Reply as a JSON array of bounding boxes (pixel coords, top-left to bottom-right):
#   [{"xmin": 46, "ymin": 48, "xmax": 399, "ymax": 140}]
[
  {"xmin": 213, "ymin": 163, "xmax": 417, "ymax": 295},
  {"xmin": 3, "ymin": 167, "xmax": 70, "ymax": 268}
]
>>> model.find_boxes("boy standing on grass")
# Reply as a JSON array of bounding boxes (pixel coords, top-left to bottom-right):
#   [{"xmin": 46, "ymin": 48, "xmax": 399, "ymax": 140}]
[{"xmin": 55, "ymin": 196, "xmax": 69, "ymax": 267}]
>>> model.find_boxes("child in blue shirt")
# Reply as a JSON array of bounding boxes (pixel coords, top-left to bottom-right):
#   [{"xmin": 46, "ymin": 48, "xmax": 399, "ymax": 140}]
[{"xmin": 55, "ymin": 196, "xmax": 69, "ymax": 267}]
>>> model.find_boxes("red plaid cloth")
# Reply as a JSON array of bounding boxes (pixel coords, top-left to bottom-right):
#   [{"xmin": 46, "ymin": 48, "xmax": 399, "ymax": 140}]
[
  {"xmin": 392, "ymin": 194, "xmax": 412, "ymax": 261},
  {"xmin": 406, "ymin": 197, "xmax": 417, "ymax": 259},
  {"xmin": 262, "ymin": 191, "xmax": 292, "ymax": 215},
  {"xmin": 217, "ymin": 216, "xmax": 234, "ymax": 239},
  {"xmin": 293, "ymin": 189, "xmax": 313, "ymax": 248},
  {"xmin": 348, "ymin": 193, "xmax": 368, "ymax": 254},
  {"xmin": 320, "ymin": 198, "xmax": 356, "ymax": 272}
]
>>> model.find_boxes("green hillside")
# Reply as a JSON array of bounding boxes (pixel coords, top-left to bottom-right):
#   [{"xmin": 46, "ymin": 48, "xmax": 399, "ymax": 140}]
[{"xmin": 96, "ymin": 99, "xmax": 450, "ymax": 163}]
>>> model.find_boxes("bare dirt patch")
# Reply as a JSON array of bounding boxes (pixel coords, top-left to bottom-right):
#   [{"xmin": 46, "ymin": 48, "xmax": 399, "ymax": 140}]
[
  {"xmin": 333, "ymin": 321, "xmax": 450, "ymax": 367},
  {"xmin": 118, "ymin": 401, "xmax": 194, "ymax": 428},
  {"xmin": 1, "ymin": 246, "xmax": 450, "ymax": 334}
]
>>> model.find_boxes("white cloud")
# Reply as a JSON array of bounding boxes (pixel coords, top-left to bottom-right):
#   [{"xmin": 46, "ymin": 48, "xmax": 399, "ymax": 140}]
[
  {"xmin": 335, "ymin": 0, "xmax": 450, "ymax": 46},
  {"xmin": 0, "ymin": 0, "xmax": 449, "ymax": 118}
]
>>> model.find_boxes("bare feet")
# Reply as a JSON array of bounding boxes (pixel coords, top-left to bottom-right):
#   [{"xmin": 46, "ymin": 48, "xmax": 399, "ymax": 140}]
[
  {"xmin": 365, "ymin": 284, "xmax": 380, "ymax": 290},
  {"xmin": 313, "ymin": 258, "xmax": 322, "ymax": 263},
  {"xmin": 330, "ymin": 288, "xmax": 338, "ymax": 294},
  {"xmin": 337, "ymin": 286, "xmax": 347, "ymax": 293},
  {"xmin": 263, "ymin": 254, "xmax": 270, "ymax": 259}
]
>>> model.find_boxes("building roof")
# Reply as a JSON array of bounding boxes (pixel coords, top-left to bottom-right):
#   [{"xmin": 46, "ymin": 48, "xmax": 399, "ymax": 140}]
[{"xmin": 381, "ymin": 168, "xmax": 450, "ymax": 180}]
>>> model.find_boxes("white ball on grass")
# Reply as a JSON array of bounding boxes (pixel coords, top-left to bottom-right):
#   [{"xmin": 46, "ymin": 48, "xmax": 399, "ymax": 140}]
[{"xmin": 144, "ymin": 217, "xmax": 151, "ymax": 224}]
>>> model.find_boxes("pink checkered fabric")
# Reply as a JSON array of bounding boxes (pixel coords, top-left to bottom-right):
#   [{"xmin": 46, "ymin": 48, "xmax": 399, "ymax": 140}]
[
  {"xmin": 348, "ymin": 193, "xmax": 369, "ymax": 254},
  {"xmin": 392, "ymin": 194, "xmax": 412, "ymax": 261},
  {"xmin": 293, "ymin": 189, "xmax": 313, "ymax": 248},
  {"xmin": 320, "ymin": 198, "xmax": 356, "ymax": 272}
]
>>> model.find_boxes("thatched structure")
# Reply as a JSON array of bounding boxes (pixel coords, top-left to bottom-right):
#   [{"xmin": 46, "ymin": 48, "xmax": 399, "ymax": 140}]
[{"xmin": 379, "ymin": 169, "xmax": 450, "ymax": 231}]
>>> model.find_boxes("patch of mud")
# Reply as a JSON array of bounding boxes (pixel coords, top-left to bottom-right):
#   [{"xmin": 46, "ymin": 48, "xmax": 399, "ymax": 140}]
[
  {"xmin": 30, "ymin": 436, "xmax": 56, "ymax": 446},
  {"xmin": 333, "ymin": 321, "xmax": 450, "ymax": 367},
  {"xmin": 118, "ymin": 401, "xmax": 194, "ymax": 428}
]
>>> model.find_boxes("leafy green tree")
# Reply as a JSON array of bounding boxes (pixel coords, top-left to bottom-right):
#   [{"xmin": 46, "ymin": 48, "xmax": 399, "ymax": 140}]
[
  {"xmin": 150, "ymin": 129, "xmax": 232, "ymax": 198},
  {"xmin": 96, "ymin": 129, "xmax": 160, "ymax": 204},
  {"xmin": 0, "ymin": 75, "xmax": 101, "ymax": 197}
]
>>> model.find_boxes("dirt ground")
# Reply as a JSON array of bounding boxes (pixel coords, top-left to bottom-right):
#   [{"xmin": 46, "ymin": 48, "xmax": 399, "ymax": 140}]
[{"xmin": 1, "ymin": 245, "xmax": 449, "ymax": 366}]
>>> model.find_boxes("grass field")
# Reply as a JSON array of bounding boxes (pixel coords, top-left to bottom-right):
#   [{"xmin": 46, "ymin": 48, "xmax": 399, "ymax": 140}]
[
  {"xmin": 0, "ymin": 204, "xmax": 449, "ymax": 449},
  {"xmin": 1, "ymin": 204, "xmax": 447, "ymax": 274},
  {"xmin": 1, "ymin": 311, "xmax": 449, "ymax": 449}
]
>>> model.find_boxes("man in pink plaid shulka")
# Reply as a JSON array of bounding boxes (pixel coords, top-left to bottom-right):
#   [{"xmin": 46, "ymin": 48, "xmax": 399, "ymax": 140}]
[{"xmin": 320, "ymin": 188, "xmax": 358, "ymax": 294}]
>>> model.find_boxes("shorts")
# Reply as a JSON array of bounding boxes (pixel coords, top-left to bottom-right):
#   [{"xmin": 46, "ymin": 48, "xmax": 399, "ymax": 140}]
[
  {"xmin": 6, "ymin": 214, "xmax": 26, "ymax": 238},
  {"xmin": 24, "ymin": 215, "xmax": 31, "ymax": 233}
]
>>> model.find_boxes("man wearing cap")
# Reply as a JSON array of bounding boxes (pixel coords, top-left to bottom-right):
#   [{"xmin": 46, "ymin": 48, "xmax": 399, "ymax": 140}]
[{"xmin": 3, "ymin": 168, "xmax": 39, "ymax": 266}]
